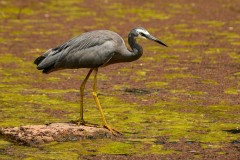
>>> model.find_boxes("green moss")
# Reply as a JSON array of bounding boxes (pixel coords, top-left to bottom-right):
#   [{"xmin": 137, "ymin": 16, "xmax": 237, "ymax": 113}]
[
  {"xmin": 228, "ymin": 52, "xmax": 240, "ymax": 62},
  {"xmin": 43, "ymin": 139, "xmax": 142, "ymax": 156},
  {"xmin": 179, "ymin": 28, "xmax": 204, "ymax": 33},
  {"xmin": 0, "ymin": 5, "xmax": 34, "ymax": 19},
  {"xmin": 113, "ymin": 84, "xmax": 130, "ymax": 90},
  {"xmin": 0, "ymin": 53, "xmax": 23, "ymax": 64},
  {"xmin": 41, "ymin": 0, "xmax": 96, "ymax": 21},
  {"xmin": 201, "ymin": 143, "xmax": 222, "ymax": 149},
  {"xmin": 199, "ymin": 128, "xmax": 233, "ymax": 143},
  {"xmin": 136, "ymin": 70, "xmax": 147, "ymax": 76},
  {"xmin": 201, "ymin": 79, "xmax": 219, "ymax": 85},
  {"xmin": 145, "ymin": 81, "xmax": 168, "ymax": 88},
  {"xmin": 188, "ymin": 91, "xmax": 206, "ymax": 95},
  {"xmin": 196, "ymin": 20, "xmax": 225, "ymax": 27},
  {"xmin": 174, "ymin": 40, "xmax": 201, "ymax": 46},
  {"xmin": 0, "ymin": 139, "xmax": 11, "ymax": 150},
  {"xmin": 163, "ymin": 73, "xmax": 199, "ymax": 79},
  {"xmin": 0, "ymin": 37, "xmax": 6, "ymax": 43},
  {"xmin": 165, "ymin": 67, "xmax": 188, "ymax": 71},
  {"xmin": 144, "ymin": 144, "xmax": 176, "ymax": 155},
  {"xmin": 216, "ymin": 32, "xmax": 240, "ymax": 39},
  {"xmin": 224, "ymin": 88, "xmax": 239, "ymax": 95},
  {"xmin": 0, "ymin": 81, "xmax": 80, "ymax": 127},
  {"xmin": 38, "ymin": 89, "xmax": 78, "ymax": 95},
  {"xmin": 155, "ymin": 54, "xmax": 179, "ymax": 62},
  {"xmin": 204, "ymin": 48, "xmax": 227, "ymax": 55},
  {"xmin": 170, "ymin": 89, "xmax": 187, "ymax": 94},
  {"xmin": 106, "ymin": 3, "xmax": 170, "ymax": 20},
  {"xmin": 98, "ymin": 141, "xmax": 134, "ymax": 154},
  {"xmin": 234, "ymin": 72, "xmax": 240, "ymax": 77},
  {"xmin": 150, "ymin": 101, "xmax": 240, "ymax": 143},
  {"xmin": 191, "ymin": 56, "xmax": 202, "ymax": 63},
  {"xmin": 231, "ymin": 41, "xmax": 240, "ymax": 46},
  {"xmin": 172, "ymin": 48, "xmax": 191, "ymax": 53},
  {"xmin": 119, "ymin": 67, "xmax": 131, "ymax": 73}
]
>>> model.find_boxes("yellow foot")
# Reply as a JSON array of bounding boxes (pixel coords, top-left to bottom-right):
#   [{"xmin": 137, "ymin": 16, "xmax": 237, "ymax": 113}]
[{"xmin": 104, "ymin": 125, "xmax": 121, "ymax": 136}]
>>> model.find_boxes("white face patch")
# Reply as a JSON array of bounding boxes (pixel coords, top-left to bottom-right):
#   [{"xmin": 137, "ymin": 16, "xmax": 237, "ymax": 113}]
[{"xmin": 135, "ymin": 28, "xmax": 150, "ymax": 39}]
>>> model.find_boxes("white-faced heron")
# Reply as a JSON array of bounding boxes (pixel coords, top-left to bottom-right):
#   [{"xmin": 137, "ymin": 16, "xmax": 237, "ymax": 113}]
[{"xmin": 34, "ymin": 27, "xmax": 168, "ymax": 135}]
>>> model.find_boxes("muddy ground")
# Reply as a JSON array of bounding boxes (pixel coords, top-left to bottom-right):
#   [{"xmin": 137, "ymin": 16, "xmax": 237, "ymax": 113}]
[{"xmin": 0, "ymin": 0, "xmax": 239, "ymax": 159}]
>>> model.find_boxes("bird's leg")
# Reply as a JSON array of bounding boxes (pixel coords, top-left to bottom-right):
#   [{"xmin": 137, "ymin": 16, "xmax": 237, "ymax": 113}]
[
  {"xmin": 92, "ymin": 68, "xmax": 120, "ymax": 135},
  {"xmin": 78, "ymin": 68, "xmax": 94, "ymax": 125}
]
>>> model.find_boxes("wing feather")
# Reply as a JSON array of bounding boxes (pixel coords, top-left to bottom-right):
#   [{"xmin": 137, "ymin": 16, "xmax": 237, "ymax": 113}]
[{"xmin": 37, "ymin": 30, "xmax": 119, "ymax": 70}]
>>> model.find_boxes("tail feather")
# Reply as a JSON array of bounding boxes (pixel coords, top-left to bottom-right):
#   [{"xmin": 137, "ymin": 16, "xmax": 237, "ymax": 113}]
[
  {"xmin": 34, "ymin": 56, "xmax": 46, "ymax": 65},
  {"xmin": 34, "ymin": 56, "xmax": 56, "ymax": 74},
  {"xmin": 42, "ymin": 64, "xmax": 55, "ymax": 74},
  {"xmin": 34, "ymin": 49, "xmax": 53, "ymax": 65},
  {"xmin": 34, "ymin": 49, "xmax": 58, "ymax": 74}
]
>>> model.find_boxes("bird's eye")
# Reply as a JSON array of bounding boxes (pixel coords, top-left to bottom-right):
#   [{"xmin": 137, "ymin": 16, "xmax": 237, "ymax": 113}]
[{"xmin": 140, "ymin": 33, "xmax": 144, "ymax": 36}]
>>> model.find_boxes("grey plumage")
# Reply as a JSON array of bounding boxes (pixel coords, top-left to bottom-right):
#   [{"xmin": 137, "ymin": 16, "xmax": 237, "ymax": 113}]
[
  {"xmin": 34, "ymin": 27, "xmax": 167, "ymax": 134},
  {"xmin": 34, "ymin": 27, "xmax": 167, "ymax": 73}
]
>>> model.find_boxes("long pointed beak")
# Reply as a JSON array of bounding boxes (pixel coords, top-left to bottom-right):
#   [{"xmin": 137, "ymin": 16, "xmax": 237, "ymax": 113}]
[{"xmin": 146, "ymin": 35, "xmax": 168, "ymax": 47}]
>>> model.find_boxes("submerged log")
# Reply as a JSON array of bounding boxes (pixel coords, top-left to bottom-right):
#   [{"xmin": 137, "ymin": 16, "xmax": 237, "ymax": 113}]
[{"xmin": 0, "ymin": 123, "xmax": 112, "ymax": 146}]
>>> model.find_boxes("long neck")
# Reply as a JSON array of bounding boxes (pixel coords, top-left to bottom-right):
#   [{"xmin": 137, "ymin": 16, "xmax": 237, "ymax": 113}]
[{"xmin": 125, "ymin": 33, "xmax": 143, "ymax": 62}]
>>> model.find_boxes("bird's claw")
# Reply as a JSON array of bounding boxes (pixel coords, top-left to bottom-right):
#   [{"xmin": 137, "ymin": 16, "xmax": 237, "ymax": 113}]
[
  {"xmin": 71, "ymin": 120, "xmax": 121, "ymax": 136},
  {"xmin": 104, "ymin": 125, "xmax": 121, "ymax": 136}
]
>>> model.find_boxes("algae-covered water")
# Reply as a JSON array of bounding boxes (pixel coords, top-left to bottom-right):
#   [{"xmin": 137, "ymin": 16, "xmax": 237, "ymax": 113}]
[{"xmin": 0, "ymin": 0, "xmax": 239, "ymax": 159}]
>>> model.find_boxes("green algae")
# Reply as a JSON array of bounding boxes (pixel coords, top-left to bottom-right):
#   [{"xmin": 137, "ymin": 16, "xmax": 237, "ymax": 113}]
[
  {"xmin": 0, "ymin": 36, "xmax": 239, "ymax": 160},
  {"xmin": 46, "ymin": 77, "xmax": 61, "ymax": 82},
  {"xmin": 188, "ymin": 91, "xmax": 206, "ymax": 96},
  {"xmin": 0, "ymin": 4, "xmax": 34, "ymax": 19},
  {"xmin": 0, "ymin": 57, "xmax": 239, "ymax": 157},
  {"xmin": 144, "ymin": 144, "xmax": 176, "ymax": 155},
  {"xmin": 0, "ymin": 74, "xmax": 80, "ymax": 127},
  {"xmin": 149, "ymin": 100, "xmax": 240, "ymax": 142},
  {"xmin": 1, "ymin": 138, "xmax": 174, "ymax": 159},
  {"xmin": 191, "ymin": 56, "xmax": 203, "ymax": 63},
  {"xmin": 41, "ymin": 0, "xmax": 95, "ymax": 21},
  {"xmin": 38, "ymin": 89, "xmax": 78, "ymax": 95},
  {"xmin": 201, "ymin": 79, "xmax": 219, "ymax": 85},
  {"xmin": 224, "ymin": 88, "xmax": 239, "ymax": 95},
  {"xmin": 97, "ymin": 141, "xmax": 135, "ymax": 154},
  {"xmin": 165, "ymin": 67, "xmax": 188, "ymax": 71},
  {"xmin": 196, "ymin": 20, "xmax": 225, "ymax": 27},
  {"xmin": 0, "ymin": 140, "xmax": 11, "ymax": 151},
  {"xmin": 106, "ymin": 3, "xmax": 170, "ymax": 21},
  {"xmin": 145, "ymin": 81, "xmax": 168, "ymax": 88},
  {"xmin": 141, "ymin": 51, "xmax": 179, "ymax": 64},
  {"xmin": 174, "ymin": 40, "xmax": 201, "ymax": 46},
  {"xmin": 136, "ymin": 70, "xmax": 147, "ymax": 76},
  {"xmin": 0, "ymin": 53, "xmax": 23, "ymax": 64},
  {"xmin": 113, "ymin": 84, "xmax": 130, "ymax": 90},
  {"xmin": 172, "ymin": 48, "xmax": 191, "ymax": 53},
  {"xmin": 228, "ymin": 52, "xmax": 240, "ymax": 62},
  {"xmin": 179, "ymin": 28, "xmax": 204, "ymax": 33},
  {"xmin": 163, "ymin": 73, "xmax": 199, "ymax": 79},
  {"xmin": 216, "ymin": 32, "xmax": 240, "ymax": 39},
  {"xmin": 204, "ymin": 48, "xmax": 227, "ymax": 55},
  {"xmin": 231, "ymin": 41, "xmax": 240, "ymax": 46},
  {"xmin": 0, "ymin": 37, "xmax": 6, "ymax": 43}
]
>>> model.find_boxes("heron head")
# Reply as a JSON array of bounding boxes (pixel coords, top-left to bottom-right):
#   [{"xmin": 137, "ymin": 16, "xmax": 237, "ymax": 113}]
[{"xmin": 131, "ymin": 27, "xmax": 168, "ymax": 47}]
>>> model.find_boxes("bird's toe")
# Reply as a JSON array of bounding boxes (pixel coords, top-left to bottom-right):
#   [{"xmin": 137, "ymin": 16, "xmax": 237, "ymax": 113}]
[{"xmin": 104, "ymin": 125, "xmax": 121, "ymax": 136}]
